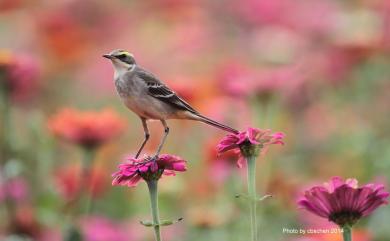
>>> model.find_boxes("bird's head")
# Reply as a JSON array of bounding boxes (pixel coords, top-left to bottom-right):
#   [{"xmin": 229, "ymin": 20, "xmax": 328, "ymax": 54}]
[{"xmin": 103, "ymin": 50, "xmax": 136, "ymax": 71}]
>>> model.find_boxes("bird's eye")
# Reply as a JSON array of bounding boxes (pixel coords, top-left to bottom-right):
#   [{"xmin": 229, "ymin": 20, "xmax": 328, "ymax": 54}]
[{"xmin": 116, "ymin": 54, "xmax": 127, "ymax": 59}]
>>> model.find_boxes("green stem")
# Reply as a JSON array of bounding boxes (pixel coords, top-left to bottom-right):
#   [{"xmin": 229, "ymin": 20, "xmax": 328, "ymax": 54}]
[
  {"xmin": 342, "ymin": 225, "xmax": 352, "ymax": 241},
  {"xmin": 0, "ymin": 78, "xmax": 15, "ymax": 224},
  {"xmin": 0, "ymin": 78, "xmax": 11, "ymax": 165},
  {"xmin": 246, "ymin": 155, "xmax": 258, "ymax": 241},
  {"xmin": 147, "ymin": 180, "xmax": 162, "ymax": 241},
  {"xmin": 81, "ymin": 148, "xmax": 95, "ymax": 214}
]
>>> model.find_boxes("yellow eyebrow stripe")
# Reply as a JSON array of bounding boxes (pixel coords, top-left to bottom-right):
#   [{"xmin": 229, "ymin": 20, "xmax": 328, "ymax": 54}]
[{"xmin": 118, "ymin": 51, "xmax": 133, "ymax": 57}]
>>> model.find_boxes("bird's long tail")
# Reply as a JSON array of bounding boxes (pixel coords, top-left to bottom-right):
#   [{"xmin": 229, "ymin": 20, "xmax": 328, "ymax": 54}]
[{"xmin": 195, "ymin": 113, "xmax": 239, "ymax": 134}]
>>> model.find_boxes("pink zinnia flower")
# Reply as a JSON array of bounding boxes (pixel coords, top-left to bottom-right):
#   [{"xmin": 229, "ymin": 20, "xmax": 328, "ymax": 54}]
[
  {"xmin": 216, "ymin": 61, "xmax": 256, "ymax": 98},
  {"xmin": 216, "ymin": 127, "xmax": 285, "ymax": 168},
  {"xmin": 0, "ymin": 49, "xmax": 40, "ymax": 102},
  {"xmin": 81, "ymin": 216, "xmax": 134, "ymax": 241},
  {"xmin": 112, "ymin": 154, "xmax": 187, "ymax": 187},
  {"xmin": 0, "ymin": 177, "xmax": 29, "ymax": 202},
  {"xmin": 298, "ymin": 177, "xmax": 389, "ymax": 227}
]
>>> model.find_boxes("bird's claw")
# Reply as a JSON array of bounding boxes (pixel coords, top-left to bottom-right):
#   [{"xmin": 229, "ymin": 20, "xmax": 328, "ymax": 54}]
[
  {"xmin": 151, "ymin": 155, "xmax": 159, "ymax": 162},
  {"xmin": 143, "ymin": 155, "xmax": 158, "ymax": 163}
]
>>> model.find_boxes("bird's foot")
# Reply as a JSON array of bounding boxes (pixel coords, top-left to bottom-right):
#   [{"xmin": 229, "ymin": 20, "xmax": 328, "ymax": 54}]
[
  {"xmin": 142, "ymin": 155, "xmax": 159, "ymax": 163},
  {"xmin": 150, "ymin": 154, "xmax": 159, "ymax": 162}
]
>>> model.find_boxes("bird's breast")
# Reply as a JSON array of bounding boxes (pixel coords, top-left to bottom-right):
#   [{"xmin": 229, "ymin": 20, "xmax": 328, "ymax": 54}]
[{"xmin": 114, "ymin": 76, "xmax": 173, "ymax": 120}]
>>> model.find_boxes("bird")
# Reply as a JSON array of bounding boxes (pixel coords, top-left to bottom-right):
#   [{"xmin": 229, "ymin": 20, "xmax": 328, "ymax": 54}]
[{"xmin": 103, "ymin": 49, "xmax": 238, "ymax": 159}]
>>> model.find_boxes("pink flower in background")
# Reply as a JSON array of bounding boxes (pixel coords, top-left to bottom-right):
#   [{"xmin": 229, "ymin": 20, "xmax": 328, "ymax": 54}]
[
  {"xmin": 48, "ymin": 108, "xmax": 126, "ymax": 149},
  {"xmin": 0, "ymin": 49, "xmax": 40, "ymax": 102},
  {"xmin": 298, "ymin": 176, "xmax": 389, "ymax": 227},
  {"xmin": 112, "ymin": 154, "xmax": 187, "ymax": 187},
  {"xmin": 229, "ymin": 0, "xmax": 337, "ymax": 36},
  {"xmin": 0, "ymin": 177, "xmax": 28, "ymax": 202},
  {"xmin": 81, "ymin": 216, "xmax": 132, "ymax": 241},
  {"xmin": 216, "ymin": 127, "xmax": 285, "ymax": 168},
  {"xmin": 229, "ymin": 0, "xmax": 288, "ymax": 26},
  {"xmin": 216, "ymin": 61, "xmax": 256, "ymax": 97},
  {"xmin": 315, "ymin": 46, "xmax": 374, "ymax": 85}
]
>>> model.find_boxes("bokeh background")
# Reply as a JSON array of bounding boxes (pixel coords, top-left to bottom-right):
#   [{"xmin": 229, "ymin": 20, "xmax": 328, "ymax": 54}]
[{"xmin": 1, "ymin": 0, "xmax": 390, "ymax": 241}]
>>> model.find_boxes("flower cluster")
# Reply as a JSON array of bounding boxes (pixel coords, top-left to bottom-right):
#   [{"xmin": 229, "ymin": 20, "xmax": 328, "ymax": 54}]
[
  {"xmin": 298, "ymin": 176, "xmax": 389, "ymax": 227},
  {"xmin": 112, "ymin": 154, "xmax": 187, "ymax": 187},
  {"xmin": 48, "ymin": 108, "xmax": 126, "ymax": 149},
  {"xmin": 217, "ymin": 127, "xmax": 285, "ymax": 167}
]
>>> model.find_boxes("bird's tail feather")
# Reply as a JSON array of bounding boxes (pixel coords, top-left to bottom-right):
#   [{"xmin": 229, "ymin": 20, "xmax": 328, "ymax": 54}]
[{"xmin": 195, "ymin": 114, "xmax": 239, "ymax": 134}]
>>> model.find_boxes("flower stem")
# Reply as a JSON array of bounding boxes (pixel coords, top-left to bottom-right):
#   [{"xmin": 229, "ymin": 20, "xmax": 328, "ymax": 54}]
[
  {"xmin": 0, "ymin": 77, "xmax": 11, "ymax": 165},
  {"xmin": 81, "ymin": 148, "xmax": 95, "ymax": 214},
  {"xmin": 246, "ymin": 155, "xmax": 258, "ymax": 241},
  {"xmin": 0, "ymin": 78, "xmax": 16, "ymax": 224},
  {"xmin": 147, "ymin": 180, "xmax": 162, "ymax": 241},
  {"xmin": 342, "ymin": 225, "xmax": 352, "ymax": 241}
]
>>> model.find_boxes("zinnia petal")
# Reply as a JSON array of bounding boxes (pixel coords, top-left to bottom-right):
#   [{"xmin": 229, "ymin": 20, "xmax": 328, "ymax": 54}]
[
  {"xmin": 298, "ymin": 176, "xmax": 389, "ymax": 227},
  {"xmin": 216, "ymin": 127, "xmax": 285, "ymax": 168},
  {"xmin": 112, "ymin": 154, "xmax": 187, "ymax": 187}
]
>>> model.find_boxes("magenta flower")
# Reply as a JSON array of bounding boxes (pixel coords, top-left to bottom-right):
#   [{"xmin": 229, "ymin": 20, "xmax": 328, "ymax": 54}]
[
  {"xmin": 0, "ymin": 177, "xmax": 29, "ymax": 202},
  {"xmin": 81, "ymin": 216, "xmax": 134, "ymax": 241},
  {"xmin": 113, "ymin": 154, "xmax": 187, "ymax": 241},
  {"xmin": 216, "ymin": 127, "xmax": 285, "ymax": 241},
  {"xmin": 216, "ymin": 127, "xmax": 285, "ymax": 167},
  {"xmin": 112, "ymin": 154, "xmax": 187, "ymax": 187},
  {"xmin": 216, "ymin": 61, "xmax": 256, "ymax": 97},
  {"xmin": 0, "ymin": 50, "xmax": 40, "ymax": 102},
  {"xmin": 298, "ymin": 177, "xmax": 389, "ymax": 227}
]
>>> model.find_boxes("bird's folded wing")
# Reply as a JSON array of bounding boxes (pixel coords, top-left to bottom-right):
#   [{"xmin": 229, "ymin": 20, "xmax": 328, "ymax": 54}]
[{"xmin": 136, "ymin": 69, "xmax": 198, "ymax": 114}]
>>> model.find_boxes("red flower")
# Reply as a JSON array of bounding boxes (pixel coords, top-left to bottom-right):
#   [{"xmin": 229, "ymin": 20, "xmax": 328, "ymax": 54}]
[
  {"xmin": 55, "ymin": 165, "xmax": 107, "ymax": 200},
  {"xmin": 112, "ymin": 154, "xmax": 187, "ymax": 187},
  {"xmin": 216, "ymin": 127, "xmax": 285, "ymax": 167},
  {"xmin": 48, "ymin": 108, "xmax": 126, "ymax": 149},
  {"xmin": 298, "ymin": 177, "xmax": 389, "ymax": 227}
]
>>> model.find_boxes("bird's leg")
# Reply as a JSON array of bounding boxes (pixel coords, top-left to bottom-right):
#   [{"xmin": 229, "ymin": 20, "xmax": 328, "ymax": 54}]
[
  {"xmin": 152, "ymin": 120, "xmax": 169, "ymax": 161},
  {"xmin": 135, "ymin": 118, "xmax": 150, "ymax": 159}
]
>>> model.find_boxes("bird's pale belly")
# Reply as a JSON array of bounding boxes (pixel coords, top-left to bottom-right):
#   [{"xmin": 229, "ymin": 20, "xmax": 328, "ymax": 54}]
[{"xmin": 122, "ymin": 95, "xmax": 174, "ymax": 120}]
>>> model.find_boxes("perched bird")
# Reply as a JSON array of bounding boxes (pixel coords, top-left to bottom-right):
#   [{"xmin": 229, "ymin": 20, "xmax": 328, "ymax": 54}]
[{"xmin": 103, "ymin": 49, "xmax": 238, "ymax": 159}]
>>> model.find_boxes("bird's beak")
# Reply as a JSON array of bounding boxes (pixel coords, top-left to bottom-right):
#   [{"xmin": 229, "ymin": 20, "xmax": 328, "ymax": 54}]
[{"xmin": 103, "ymin": 54, "xmax": 113, "ymax": 59}]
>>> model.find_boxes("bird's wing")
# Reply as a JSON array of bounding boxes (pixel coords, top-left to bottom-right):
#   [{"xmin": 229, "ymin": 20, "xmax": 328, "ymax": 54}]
[{"xmin": 136, "ymin": 67, "xmax": 198, "ymax": 114}]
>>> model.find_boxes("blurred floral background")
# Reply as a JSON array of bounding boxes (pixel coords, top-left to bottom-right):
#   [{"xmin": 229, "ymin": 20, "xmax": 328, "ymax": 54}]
[{"xmin": 1, "ymin": 0, "xmax": 390, "ymax": 241}]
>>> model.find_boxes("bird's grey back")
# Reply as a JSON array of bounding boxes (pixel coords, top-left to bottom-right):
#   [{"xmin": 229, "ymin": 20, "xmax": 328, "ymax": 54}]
[{"xmin": 115, "ymin": 65, "xmax": 199, "ymax": 116}]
